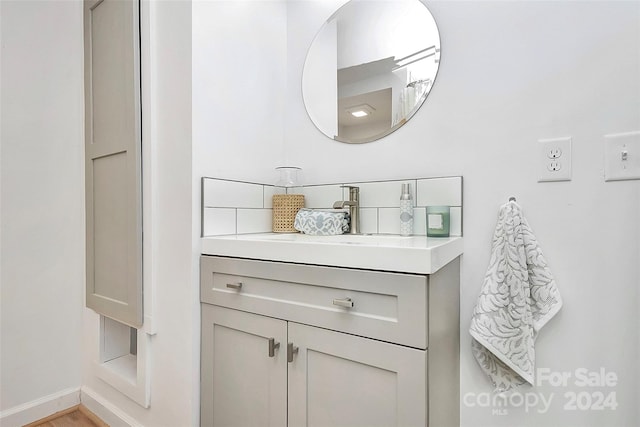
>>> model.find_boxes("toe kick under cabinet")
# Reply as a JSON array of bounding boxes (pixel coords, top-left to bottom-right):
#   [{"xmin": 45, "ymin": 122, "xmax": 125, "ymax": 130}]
[{"xmin": 200, "ymin": 255, "xmax": 460, "ymax": 427}]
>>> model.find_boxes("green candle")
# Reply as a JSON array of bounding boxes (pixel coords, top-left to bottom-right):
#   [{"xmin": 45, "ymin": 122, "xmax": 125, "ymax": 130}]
[{"xmin": 426, "ymin": 206, "xmax": 450, "ymax": 237}]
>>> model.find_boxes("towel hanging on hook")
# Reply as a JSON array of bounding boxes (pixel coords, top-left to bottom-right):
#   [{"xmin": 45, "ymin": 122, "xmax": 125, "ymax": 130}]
[{"xmin": 469, "ymin": 200, "xmax": 562, "ymax": 392}]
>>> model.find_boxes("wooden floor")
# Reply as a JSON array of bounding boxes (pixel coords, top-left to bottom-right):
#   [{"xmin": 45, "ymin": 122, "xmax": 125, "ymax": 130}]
[{"xmin": 26, "ymin": 405, "xmax": 108, "ymax": 427}]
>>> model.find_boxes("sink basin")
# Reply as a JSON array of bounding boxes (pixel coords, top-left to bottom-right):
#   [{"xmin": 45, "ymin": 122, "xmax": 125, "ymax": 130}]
[
  {"xmin": 255, "ymin": 233, "xmax": 414, "ymax": 246},
  {"xmin": 201, "ymin": 232, "xmax": 463, "ymax": 274}
]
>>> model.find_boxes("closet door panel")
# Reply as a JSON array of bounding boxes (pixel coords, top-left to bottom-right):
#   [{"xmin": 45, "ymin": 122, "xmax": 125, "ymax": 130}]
[{"xmin": 84, "ymin": 0, "xmax": 142, "ymax": 327}]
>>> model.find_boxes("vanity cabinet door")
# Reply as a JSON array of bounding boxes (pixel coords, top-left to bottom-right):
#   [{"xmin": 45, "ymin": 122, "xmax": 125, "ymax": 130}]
[
  {"xmin": 201, "ymin": 305, "xmax": 287, "ymax": 427},
  {"xmin": 287, "ymin": 322, "xmax": 427, "ymax": 427}
]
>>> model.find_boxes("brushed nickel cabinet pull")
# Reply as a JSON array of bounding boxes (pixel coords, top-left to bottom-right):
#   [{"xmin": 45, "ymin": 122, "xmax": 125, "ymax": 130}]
[
  {"xmin": 332, "ymin": 297, "xmax": 354, "ymax": 308},
  {"xmin": 268, "ymin": 338, "xmax": 280, "ymax": 357},
  {"xmin": 226, "ymin": 282, "xmax": 242, "ymax": 290},
  {"xmin": 287, "ymin": 342, "xmax": 299, "ymax": 363}
]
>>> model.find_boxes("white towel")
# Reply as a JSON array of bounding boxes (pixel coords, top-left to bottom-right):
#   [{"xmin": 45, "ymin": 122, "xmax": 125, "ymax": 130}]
[{"xmin": 469, "ymin": 201, "xmax": 562, "ymax": 392}]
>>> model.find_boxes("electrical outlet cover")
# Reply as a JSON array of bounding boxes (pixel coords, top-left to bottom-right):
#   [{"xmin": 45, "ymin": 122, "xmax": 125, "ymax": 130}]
[
  {"xmin": 538, "ymin": 137, "xmax": 572, "ymax": 182},
  {"xmin": 604, "ymin": 131, "xmax": 640, "ymax": 181}
]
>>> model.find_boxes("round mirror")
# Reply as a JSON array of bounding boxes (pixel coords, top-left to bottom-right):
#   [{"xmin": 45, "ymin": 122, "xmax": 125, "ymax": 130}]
[{"xmin": 302, "ymin": 0, "xmax": 441, "ymax": 144}]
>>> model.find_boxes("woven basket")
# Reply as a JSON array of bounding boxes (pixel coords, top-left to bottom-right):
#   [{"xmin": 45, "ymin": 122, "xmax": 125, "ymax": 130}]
[{"xmin": 272, "ymin": 194, "xmax": 305, "ymax": 232}]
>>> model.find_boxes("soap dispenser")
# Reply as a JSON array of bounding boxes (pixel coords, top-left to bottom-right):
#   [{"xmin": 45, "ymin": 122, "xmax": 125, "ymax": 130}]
[{"xmin": 399, "ymin": 183, "xmax": 413, "ymax": 236}]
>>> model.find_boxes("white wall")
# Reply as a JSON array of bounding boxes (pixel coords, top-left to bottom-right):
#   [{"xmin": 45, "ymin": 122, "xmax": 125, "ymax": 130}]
[
  {"xmin": 284, "ymin": 1, "xmax": 640, "ymax": 426},
  {"xmin": 193, "ymin": 0, "xmax": 287, "ymax": 184},
  {"xmin": 0, "ymin": 0, "xmax": 84, "ymax": 415}
]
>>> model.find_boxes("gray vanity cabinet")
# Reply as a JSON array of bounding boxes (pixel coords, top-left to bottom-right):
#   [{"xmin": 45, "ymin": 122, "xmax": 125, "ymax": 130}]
[
  {"xmin": 201, "ymin": 305, "xmax": 287, "ymax": 427},
  {"xmin": 200, "ymin": 255, "xmax": 460, "ymax": 427},
  {"xmin": 287, "ymin": 321, "xmax": 427, "ymax": 427}
]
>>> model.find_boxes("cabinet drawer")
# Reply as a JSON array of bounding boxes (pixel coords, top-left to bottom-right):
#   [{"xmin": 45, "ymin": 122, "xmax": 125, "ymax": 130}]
[{"xmin": 200, "ymin": 256, "xmax": 428, "ymax": 348}]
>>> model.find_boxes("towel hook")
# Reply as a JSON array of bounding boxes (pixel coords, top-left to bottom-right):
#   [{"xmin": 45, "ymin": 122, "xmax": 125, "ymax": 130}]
[{"xmin": 509, "ymin": 196, "xmax": 516, "ymax": 202}]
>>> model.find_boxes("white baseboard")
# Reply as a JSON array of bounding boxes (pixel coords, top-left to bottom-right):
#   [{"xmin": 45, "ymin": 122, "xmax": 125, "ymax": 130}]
[
  {"xmin": 0, "ymin": 386, "xmax": 144, "ymax": 427},
  {"xmin": 0, "ymin": 386, "xmax": 149, "ymax": 427},
  {"xmin": 0, "ymin": 387, "xmax": 80, "ymax": 427},
  {"xmin": 80, "ymin": 387, "xmax": 142, "ymax": 427}
]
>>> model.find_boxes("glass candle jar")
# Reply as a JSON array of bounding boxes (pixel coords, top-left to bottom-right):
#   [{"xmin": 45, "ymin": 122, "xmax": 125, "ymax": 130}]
[
  {"xmin": 426, "ymin": 205, "xmax": 450, "ymax": 237},
  {"xmin": 275, "ymin": 166, "xmax": 302, "ymax": 188}
]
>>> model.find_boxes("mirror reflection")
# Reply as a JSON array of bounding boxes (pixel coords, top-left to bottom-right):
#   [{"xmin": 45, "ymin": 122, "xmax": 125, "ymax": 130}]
[{"xmin": 302, "ymin": 0, "xmax": 441, "ymax": 144}]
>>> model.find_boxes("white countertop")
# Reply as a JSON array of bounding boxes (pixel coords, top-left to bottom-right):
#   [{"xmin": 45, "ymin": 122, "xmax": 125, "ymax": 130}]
[{"xmin": 200, "ymin": 233, "xmax": 463, "ymax": 274}]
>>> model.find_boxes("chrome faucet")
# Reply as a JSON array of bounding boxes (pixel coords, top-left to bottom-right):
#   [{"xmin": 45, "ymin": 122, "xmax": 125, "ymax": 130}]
[{"xmin": 333, "ymin": 186, "xmax": 360, "ymax": 234}]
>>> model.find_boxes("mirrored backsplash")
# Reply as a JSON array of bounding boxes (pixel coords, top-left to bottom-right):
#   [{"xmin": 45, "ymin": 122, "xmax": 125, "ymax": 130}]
[{"xmin": 202, "ymin": 176, "xmax": 462, "ymax": 237}]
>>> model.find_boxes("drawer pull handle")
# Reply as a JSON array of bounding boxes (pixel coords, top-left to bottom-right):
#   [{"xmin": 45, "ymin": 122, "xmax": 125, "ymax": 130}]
[
  {"xmin": 332, "ymin": 297, "xmax": 354, "ymax": 308},
  {"xmin": 287, "ymin": 342, "xmax": 299, "ymax": 363},
  {"xmin": 226, "ymin": 282, "xmax": 243, "ymax": 290},
  {"xmin": 268, "ymin": 338, "xmax": 280, "ymax": 358}
]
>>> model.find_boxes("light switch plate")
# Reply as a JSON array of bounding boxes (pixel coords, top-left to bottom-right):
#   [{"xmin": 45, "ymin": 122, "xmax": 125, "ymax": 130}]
[
  {"xmin": 538, "ymin": 137, "xmax": 572, "ymax": 182},
  {"xmin": 604, "ymin": 131, "xmax": 640, "ymax": 181}
]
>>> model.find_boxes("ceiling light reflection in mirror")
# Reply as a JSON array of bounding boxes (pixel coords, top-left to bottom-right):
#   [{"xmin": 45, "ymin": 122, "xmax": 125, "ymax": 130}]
[{"xmin": 302, "ymin": 0, "xmax": 441, "ymax": 144}]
